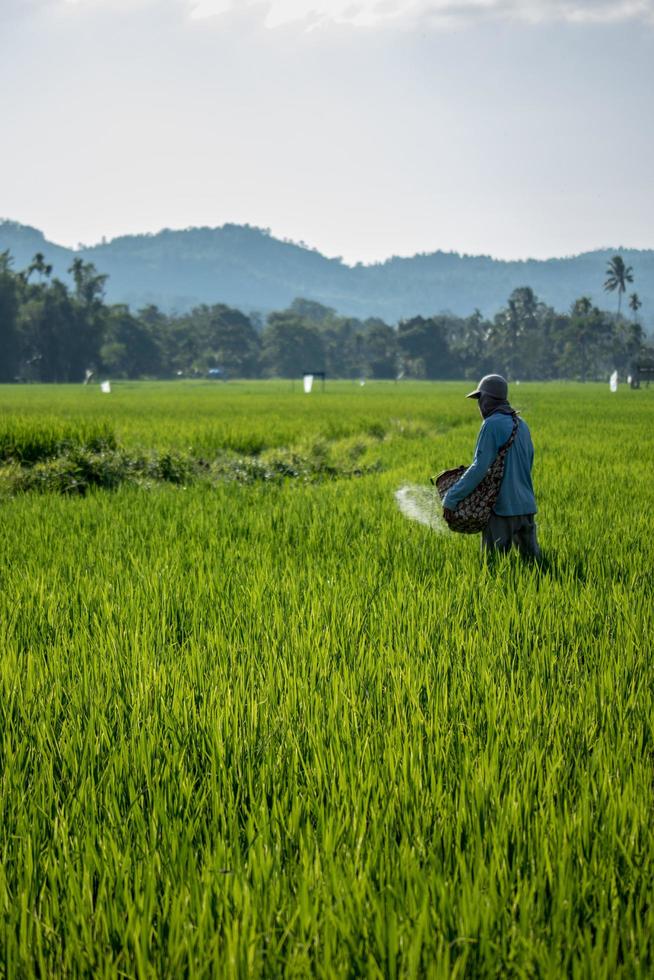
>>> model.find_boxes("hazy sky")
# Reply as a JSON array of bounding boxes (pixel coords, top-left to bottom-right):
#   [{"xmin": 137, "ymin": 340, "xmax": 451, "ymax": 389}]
[{"xmin": 2, "ymin": 0, "xmax": 653, "ymax": 262}]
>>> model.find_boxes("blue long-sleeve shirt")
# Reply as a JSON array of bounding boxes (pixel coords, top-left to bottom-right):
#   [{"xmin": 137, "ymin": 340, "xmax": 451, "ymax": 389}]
[{"xmin": 442, "ymin": 411, "xmax": 537, "ymax": 516}]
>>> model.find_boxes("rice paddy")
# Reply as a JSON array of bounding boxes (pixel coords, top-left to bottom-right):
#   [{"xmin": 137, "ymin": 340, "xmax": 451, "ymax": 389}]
[{"xmin": 1, "ymin": 380, "xmax": 653, "ymax": 977}]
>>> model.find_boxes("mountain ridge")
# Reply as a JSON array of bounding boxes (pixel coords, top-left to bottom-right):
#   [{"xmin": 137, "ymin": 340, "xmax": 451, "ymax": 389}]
[{"xmin": 1, "ymin": 219, "xmax": 652, "ymax": 327}]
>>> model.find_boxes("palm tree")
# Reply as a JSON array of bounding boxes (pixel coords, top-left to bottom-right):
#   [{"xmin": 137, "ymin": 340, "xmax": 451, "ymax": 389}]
[
  {"xmin": 27, "ymin": 252, "xmax": 53, "ymax": 283},
  {"xmin": 571, "ymin": 296, "xmax": 593, "ymax": 317},
  {"xmin": 628, "ymin": 292, "xmax": 642, "ymax": 323},
  {"xmin": 603, "ymin": 255, "xmax": 634, "ymax": 315}
]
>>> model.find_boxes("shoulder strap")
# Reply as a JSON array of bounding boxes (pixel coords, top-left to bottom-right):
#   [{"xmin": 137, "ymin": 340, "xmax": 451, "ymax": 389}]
[{"xmin": 499, "ymin": 412, "xmax": 519, "ymax": 455}]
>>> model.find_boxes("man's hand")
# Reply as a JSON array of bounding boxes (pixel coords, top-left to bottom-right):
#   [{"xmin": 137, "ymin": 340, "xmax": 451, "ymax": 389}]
[{"xmin": 443, "ymin": 507, "xmax": 455, "ymax": 523}]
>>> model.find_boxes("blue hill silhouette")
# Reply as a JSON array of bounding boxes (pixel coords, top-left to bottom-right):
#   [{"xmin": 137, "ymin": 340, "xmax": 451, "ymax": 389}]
[{"xmin": 1, "ymin": 220, "xmax": 651, "ymax": 326}]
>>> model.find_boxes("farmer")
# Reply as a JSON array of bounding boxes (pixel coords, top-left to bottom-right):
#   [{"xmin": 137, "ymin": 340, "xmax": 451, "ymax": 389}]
[{"xmin": 442, "ymin": 374, "xmax": 540, "ymax": 558}]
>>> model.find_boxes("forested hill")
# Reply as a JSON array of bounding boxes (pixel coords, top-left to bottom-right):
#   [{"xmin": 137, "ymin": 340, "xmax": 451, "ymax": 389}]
[{"xmin": 1, "ymin": 219, "xmax": 652, "ymax": 324}]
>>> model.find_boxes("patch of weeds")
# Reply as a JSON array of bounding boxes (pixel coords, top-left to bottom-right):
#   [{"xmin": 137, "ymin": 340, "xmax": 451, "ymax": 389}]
[
  {"xmin": 366, "ymin": 422, "xmax": 386, "ymax": 440},
  {"xmin": 0, "ymin": 421, "xmax": 117, "ymax": 465},
  {"xmin": 212, "ymin": 441, "xmax": 382, "ymax": 486},
  {"xmin": 220, "ymin": 435, "xmax": 267, "ymax": 456},
  {"xmin": 148, "ymin": 451, "xmax": 196, "ymax": 485},
  {"xmin": 308, "ymin": 439, "xmax": 331, "ymax": 473},
  {"xmin": 0, "ymin": 447, "xmax": 198, "ymax": 496},
  {"xmin": 347, "ymin": 441, "xmax": 368, "ymax": 463},
  {"xmin": 0, "ymin": 436, "xmax": 384, "ymax": 496},
  {"xmin": 212, "ymin": 451, "xmax": 309, "ymax": 485}
]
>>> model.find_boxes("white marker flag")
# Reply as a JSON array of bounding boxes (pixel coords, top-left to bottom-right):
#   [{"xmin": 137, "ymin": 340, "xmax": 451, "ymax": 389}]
[
  {"xmin": 609, "ymin": 370, "xmax": 618, "ymax": 393},
  {"xmin": 303, "ymin": 374, "xmax": 313, "ymax": 393},
  {"xmin": 101, "ymin": 380, "xmax": 111, "ymax": 394}
]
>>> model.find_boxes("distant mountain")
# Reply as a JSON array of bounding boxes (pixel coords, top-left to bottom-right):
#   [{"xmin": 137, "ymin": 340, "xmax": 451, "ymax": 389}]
[{"xmin": 1, "ymin": 219, "xmax": 652, "ymax": 327}]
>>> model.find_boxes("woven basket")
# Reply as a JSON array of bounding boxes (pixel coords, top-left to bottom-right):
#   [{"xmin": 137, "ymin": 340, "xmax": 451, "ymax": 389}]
[{"xmin": 432, "ymin": 414, "xmax": 519, "ymax": 534}]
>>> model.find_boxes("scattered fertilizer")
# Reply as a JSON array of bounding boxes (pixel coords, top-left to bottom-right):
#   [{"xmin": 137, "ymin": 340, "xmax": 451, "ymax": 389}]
[{"xmin": 395, "ymin": 483, "xmax": 447, "ymax": 532}]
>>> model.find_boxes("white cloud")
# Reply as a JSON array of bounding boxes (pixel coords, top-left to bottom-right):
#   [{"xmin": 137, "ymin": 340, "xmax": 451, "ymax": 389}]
[
  {"xmin": 187, "ymin": 0, "xmax": 654, "ymax": 28},
  {"xmin": 25, "ymin": 0, "xmax": 654, "ymax": 27}
]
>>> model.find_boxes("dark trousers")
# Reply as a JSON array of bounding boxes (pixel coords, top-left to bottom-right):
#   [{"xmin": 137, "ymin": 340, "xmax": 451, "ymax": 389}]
[{"xmin": 481, "ymin": 513, "xmax": 540, "ymax": 559}]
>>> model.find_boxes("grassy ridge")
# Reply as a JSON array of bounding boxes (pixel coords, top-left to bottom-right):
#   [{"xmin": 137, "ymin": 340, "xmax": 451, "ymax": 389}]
[{"xmin": 1, "ymin": 382, "xmax": 653, "ymax": 976}]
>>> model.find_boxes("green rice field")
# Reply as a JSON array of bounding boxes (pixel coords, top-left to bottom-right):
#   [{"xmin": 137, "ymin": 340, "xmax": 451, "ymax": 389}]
[{"xmin": 1, "ymin": 380, "xmax": 653, "ymax": 977}]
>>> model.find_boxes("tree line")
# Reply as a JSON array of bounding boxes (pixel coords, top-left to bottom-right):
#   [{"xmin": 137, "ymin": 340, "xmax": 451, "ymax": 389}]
[{"xmin": 0, "ymin": 250, "xmax": 647, "ymax": 383}]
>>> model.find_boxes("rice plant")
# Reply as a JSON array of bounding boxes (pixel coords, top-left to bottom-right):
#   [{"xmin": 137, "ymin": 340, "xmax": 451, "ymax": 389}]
[{"xmin": 0, "ymin": 381, "xmax": 652, "ymax": 977}]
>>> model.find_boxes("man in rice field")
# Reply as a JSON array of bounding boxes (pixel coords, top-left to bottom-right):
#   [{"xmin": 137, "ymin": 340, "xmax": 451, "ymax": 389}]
[{"xmin": 442, "ymin": 374, "xmax": 540, "ymax": 558}]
